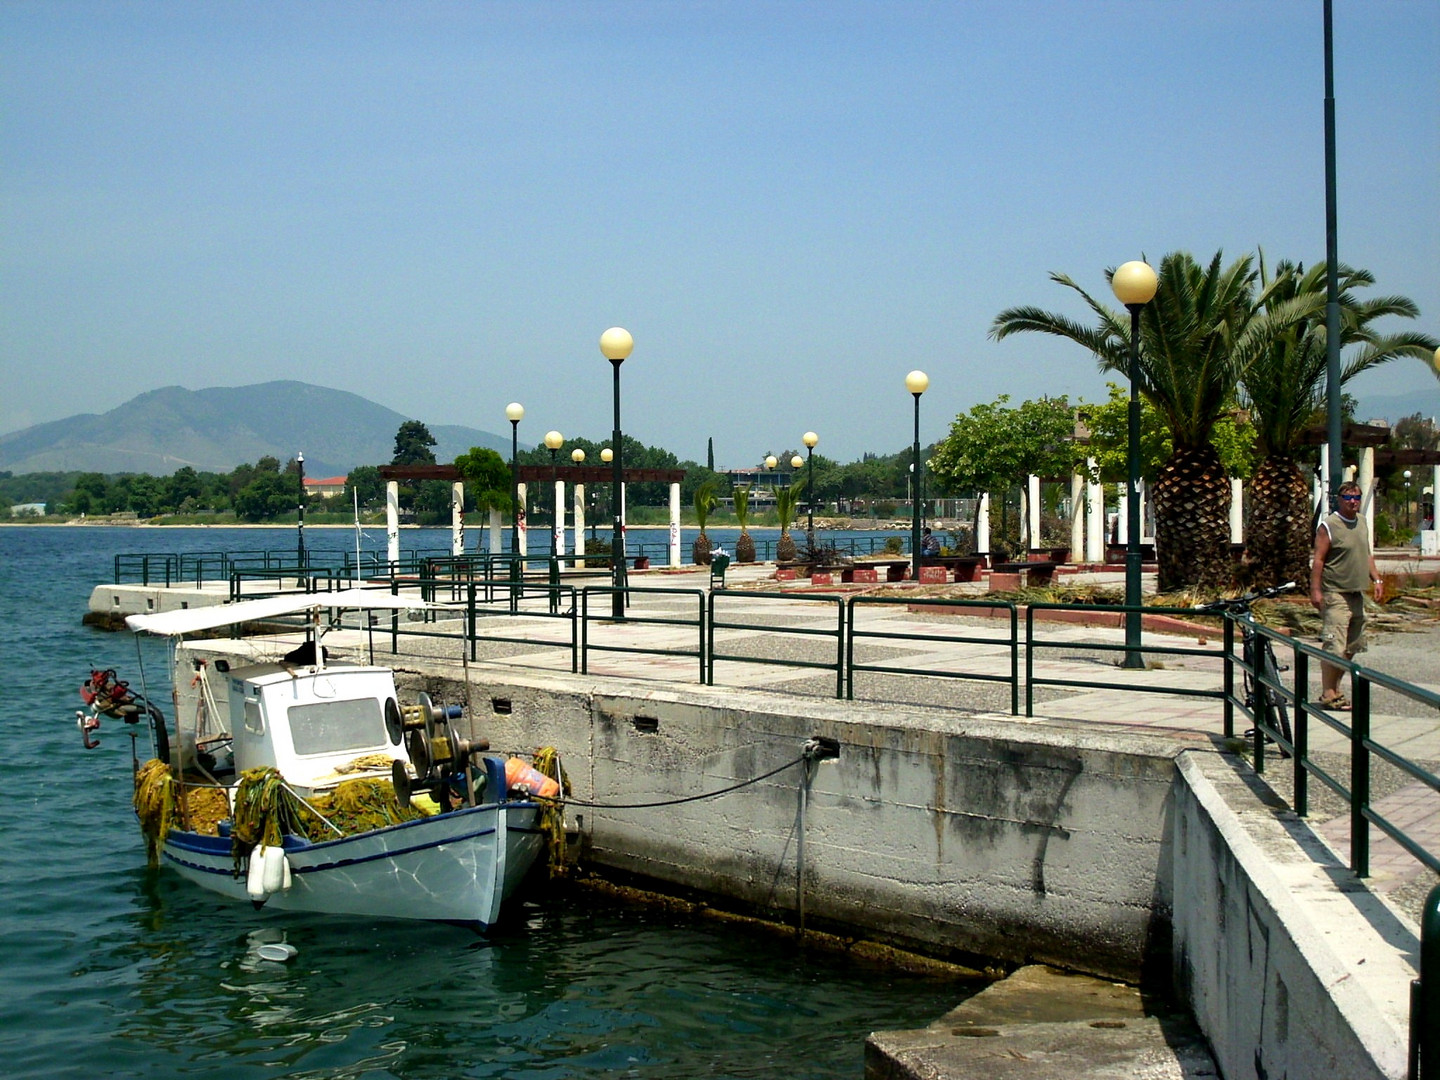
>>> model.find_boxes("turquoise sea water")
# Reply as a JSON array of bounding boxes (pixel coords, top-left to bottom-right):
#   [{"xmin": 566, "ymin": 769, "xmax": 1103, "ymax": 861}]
[{"xmin": 0, "ymin": 525, "xmax": 975, "ymax": 1079}]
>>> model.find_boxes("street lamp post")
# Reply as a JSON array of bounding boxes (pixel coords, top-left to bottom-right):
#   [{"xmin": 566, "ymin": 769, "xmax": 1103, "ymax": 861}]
[
  {"xmin": 545, "ymin": 430, "xmax": 564, "ymax": 559},
  {"xmin": 905, "ymin": 371, "xmax": 928, "ymax": 581},
  {"xmin": 505, "ymin": 403, "xmax": 524, "ymax": 603},
  {"xmin": 292, "ymin": 449, "xmax": 303, "ymax": 576},
  {"xmin": 1112, "ymin": 260, "xmax": 1159, "ymax": 669},
  {"xmin": 1404, "ymin": 469, "xmax": 1414, "ymax": 541},
  {"xmin": 803, "ymin": 431, "xmax": 818, "ymax": 550},
  {"xmin": 600, "ymin": 327, "xmax": 633, "ymax": 618},
  {"xmin": 598, "ymin": 447, "xmax": 612, "ymax": 545}
]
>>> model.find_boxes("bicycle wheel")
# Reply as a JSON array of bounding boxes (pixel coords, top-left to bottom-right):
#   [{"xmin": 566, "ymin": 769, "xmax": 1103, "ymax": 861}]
[{"xmin": 1261, "ymin": 642, "xmax": 1293, "ymax": 747}]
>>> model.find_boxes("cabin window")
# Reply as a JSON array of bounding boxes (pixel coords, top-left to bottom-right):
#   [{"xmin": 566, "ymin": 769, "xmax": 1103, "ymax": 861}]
[
  {"xmin": 243, "ymin": 699, "xmax": 264, "ymax": 736},
  {"xmin": 287, "ymin": 698, "xmax": 385, "ymax": 756}
]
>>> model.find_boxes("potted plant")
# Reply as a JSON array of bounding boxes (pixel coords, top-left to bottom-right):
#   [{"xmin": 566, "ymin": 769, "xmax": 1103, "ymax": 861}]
[
  {"xmin": 734, "ymin": 485, "xmax": 755, "ymax": 562},
  {"xmin": 774, "ymin": 478, "xmax": 804, "ymax": 564},
  {"xmin": 692, "ymin": 480, "xmax": 718, "ymax": 565}
]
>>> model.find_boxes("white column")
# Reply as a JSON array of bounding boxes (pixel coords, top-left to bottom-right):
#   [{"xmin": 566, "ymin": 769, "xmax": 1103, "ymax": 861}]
[
  {"xmin": 385, "ymin": 481, "xmax": 400, "ymax": 566},
  {"xmin": 451, "ymin": 482, "xmax": 465, "ymax": 556},
  {"xmin": 1117, "ymin": 484, "xmax": 1129, "ymax": 544},
  {"xmin": 621, "ymin": 482, "xmax": 627, "ymax": 532},
  {"xmin": 573, "ymin": 484, "xmax": 586, "ymax": 568},
  {"xmin": 1085, "ymin": 459, "xmax": 1103, "ymax": 563},
  {"xmin": 1069, "ymin": 471, "xmax": 1084, "ymax": 562},
  {"xmin": 1316, "ymin": 444, "xmax": 1330, "ymax": 514},
  {"xmin": 516, "ymin": 482, "xmax": 528, "ymax": 556},
  {"xmin": 553, "ymin": 478, "xmax": 565, "ymax": 558},
  {"xmin": 1358, "ymin": 446, "xmax": 1376, "ymax": 537},
  {"xmin": 977, "ymin": 492, "xmax": 991, "ymax": 554},
  {"xmin": 1229, "ymin": 478, "xmax": 1244, "ymax": 544},
  {"xmin": 668, "ymin": 482, "xmax": 681, "ymax": 567},
  {"xmin": 488, "ymin": 507, "xmax": 502, "ymax": 554},
  {"xmin": 1026, "ymin": 475, "xmax": 1041, "ymax": 551},
  {"xmin": 1139, "ymin": 480, "xmax": 1153, "ymax": 544}
]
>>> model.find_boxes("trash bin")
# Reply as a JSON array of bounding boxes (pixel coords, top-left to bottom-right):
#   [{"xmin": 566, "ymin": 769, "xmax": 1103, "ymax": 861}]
[{"xmin": 710, "ymin": 550, "xmax": 731, "ymax": 589}]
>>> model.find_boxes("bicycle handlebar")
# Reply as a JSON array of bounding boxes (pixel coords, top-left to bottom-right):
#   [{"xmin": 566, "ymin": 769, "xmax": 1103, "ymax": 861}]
[{"xmin": 1191, "ymin": 581, "xmax": 1297, "ymax": 615}]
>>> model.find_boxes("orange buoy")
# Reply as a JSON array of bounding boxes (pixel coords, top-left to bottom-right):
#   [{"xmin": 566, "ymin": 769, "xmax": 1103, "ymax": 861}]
[{"xmin": 504, "ymin": 757, "xmax": 560, "ymax": 799}]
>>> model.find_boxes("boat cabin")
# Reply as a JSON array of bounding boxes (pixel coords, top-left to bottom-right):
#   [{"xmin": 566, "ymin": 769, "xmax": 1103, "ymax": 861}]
[{"xmin": 228, "ymin": 662, "xmax": 407, "ymax": 794}]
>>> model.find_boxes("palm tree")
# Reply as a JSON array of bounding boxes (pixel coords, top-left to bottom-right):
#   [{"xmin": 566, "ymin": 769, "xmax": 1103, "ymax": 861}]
[
  {"xmin": 733, "ymin": 485, "xmax": 755, "ymax": 562},
  {"xmin": 992, "ymin": 251, "xmax": 1259, "ymax": 590},
  {"xmin": 1238, "ymin": 258, "xmax": 1437, "ymax": 587},
  {"xmin": 774, "ymin": 478, "xmax": 804, "ymax": 564},
  {"xmin": 691, "ymin": 480, "xmax": 718, "ymax": 565}
]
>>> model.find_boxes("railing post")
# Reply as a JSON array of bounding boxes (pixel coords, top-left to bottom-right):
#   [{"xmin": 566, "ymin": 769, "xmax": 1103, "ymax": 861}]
[
  {"xmin": 467, "ymin": 580, "xmax": 477, "ymax": 662},
  {"xmin": 697, "ymin": 591, "xmax": 707, "ymax": 683},
  {"xmin": 845, "ymin": 597, "xmax": 856, "ymax": 701},
  {"xmin": 1009, "ymin": 602, "xmax": 1019, "ymax": 716},
  {"xmin": 1351, "ymin": 672, "xmax": 1371, "ymax": 878},
  {"xmin": 1222, "ymin": 617, "xmax": 1235, "ymax": 739},
  {"xmin": 834, "ymin": 598, "xmax": 846, "ymax": 699},
  {"xmin": 1413, "ymin": 883, "xmax": 1440, "ymax": 1080},
  {"xmin": 580, "ymin": 589, "xmax": 590, "ymax": 675},
  {"xmin": 1024, "ymin": 606, "xmax": 1035, "ymax": 718},
  {"xmin": 1294, "ymin": 648, "xmax": 1309, "ymax": 817}
]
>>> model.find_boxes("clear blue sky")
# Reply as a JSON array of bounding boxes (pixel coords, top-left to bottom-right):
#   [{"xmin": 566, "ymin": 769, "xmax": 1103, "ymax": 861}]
[{"xmin": 3, "ymin": 1, "xmax": 1436, "ymax": 467}]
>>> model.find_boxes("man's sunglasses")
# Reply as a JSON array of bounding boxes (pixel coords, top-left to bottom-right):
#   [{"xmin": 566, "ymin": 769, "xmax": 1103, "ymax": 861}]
[{"xmin": 1339, "ymin": 494, "xmax": 1361, "ymax": 501}]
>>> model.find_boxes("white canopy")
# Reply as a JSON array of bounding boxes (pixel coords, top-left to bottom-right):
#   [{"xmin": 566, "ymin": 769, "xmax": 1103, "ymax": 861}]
[{"xmin": 125, "ymin": 588, "xmax": 442, "ymax": 637}]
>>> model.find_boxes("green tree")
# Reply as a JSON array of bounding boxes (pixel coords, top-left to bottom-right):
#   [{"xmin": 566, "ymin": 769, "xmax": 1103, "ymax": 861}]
[
  {"xmin": 346, "ymin": 465, "xmax": 385, "ymax": 509},
  {"xmin": 1237, "ymin": 258, "xmax": 1436, "ymax": 587},
  {"xmin": 454, "ymin": 447, "xmax": 512, "ymax": 516},
  {"xmin": 691, "ymin": 480, "xmax": 719, "ymax": 564},
  {"xmin": 392, "ymin": 420, "xmax": 438, "ymax": 466},
  {"xmin": 929, "ymin": 395, "xmax": 1084, "ymax": 550},
  {"xmin": 992, "ymin": 250, "xmax": 1260, "ymax": 589}
]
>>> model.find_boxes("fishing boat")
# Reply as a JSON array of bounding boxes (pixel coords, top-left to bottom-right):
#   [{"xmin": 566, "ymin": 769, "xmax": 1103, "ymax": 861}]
[{"xmin": 75, "ymin": 588, "xmax": 557, "ymax": 928}]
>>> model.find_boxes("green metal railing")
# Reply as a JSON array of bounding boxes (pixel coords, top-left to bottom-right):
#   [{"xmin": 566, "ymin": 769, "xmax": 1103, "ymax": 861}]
[
  {"xmin": 846, "ymin": 596, "xmax": 1019, "ymax": 713},
  {"xmin": 1023, "ymin": 602, "xmax": 1230, "ymax": 718},
  {"xmin": 707, "ymin": 591, "xmax": 847, "ymax": 696},
  {"xmin": 580, "ymin": 586, "xmax": 707, "ymax": 681}
]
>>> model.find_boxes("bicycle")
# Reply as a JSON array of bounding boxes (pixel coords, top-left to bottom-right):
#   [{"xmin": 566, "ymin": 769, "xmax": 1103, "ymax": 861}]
[{"xmin": 1194, "ymin": 582, "xmax": 1297, "ymax": 755}]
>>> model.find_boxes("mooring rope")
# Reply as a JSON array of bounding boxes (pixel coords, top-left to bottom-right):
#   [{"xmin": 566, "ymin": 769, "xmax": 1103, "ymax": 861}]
[{"xmin": 543, "ymin": 755, "xmax": 806, "ymax": 810}]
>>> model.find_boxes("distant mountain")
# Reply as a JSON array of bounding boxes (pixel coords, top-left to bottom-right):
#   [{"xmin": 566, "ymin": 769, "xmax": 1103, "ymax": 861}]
[
  {"xmin": 1354, "ymin": 387, "xmax": 1440, "ymax": 426},
  {"xmin": 0, "ymin": 381, "xmax": 510, "ymax": 477}
]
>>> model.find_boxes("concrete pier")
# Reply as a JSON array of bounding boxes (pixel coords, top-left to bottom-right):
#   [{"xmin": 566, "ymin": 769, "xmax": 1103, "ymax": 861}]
[{"xmin": 106, "ymin": 557, "xmax": 1437, "ymax": 1080}]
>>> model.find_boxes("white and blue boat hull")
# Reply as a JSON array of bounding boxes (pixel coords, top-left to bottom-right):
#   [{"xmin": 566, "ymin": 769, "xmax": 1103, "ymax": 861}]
[{"xmin": 162, "ymin": 800, "xmax": 546, "ymax": 927}]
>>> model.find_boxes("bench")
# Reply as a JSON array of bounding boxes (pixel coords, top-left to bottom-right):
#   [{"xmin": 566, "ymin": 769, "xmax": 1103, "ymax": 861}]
[
  {"xmin": 990, "ymin": 561, "xmax": 1062, "ymax": 587},
  {"xmin": 847, "ymin": 558, "xmax": 910, "ymax": 582},
  {"xmin": 921, "ymin": 555, "xmax": 987, "ymax": 582}
]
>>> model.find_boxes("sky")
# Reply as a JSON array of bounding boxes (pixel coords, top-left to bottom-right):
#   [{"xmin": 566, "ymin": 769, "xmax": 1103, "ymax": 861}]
[{"xmin": 3, "ymin": 0, "xmax": 1437, "ymax": 469}]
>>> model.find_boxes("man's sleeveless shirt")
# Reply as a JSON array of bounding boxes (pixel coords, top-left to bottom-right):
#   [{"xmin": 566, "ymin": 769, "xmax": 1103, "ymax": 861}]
[{"xmin": 1320, "ymin": 511, "xmax": 1371, "ymax": 593}]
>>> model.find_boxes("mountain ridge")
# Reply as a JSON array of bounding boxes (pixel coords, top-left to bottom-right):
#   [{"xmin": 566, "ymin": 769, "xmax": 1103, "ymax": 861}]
[{"xmin": 0, "ymin": 381, "xmax": 510, "ymax": 477}]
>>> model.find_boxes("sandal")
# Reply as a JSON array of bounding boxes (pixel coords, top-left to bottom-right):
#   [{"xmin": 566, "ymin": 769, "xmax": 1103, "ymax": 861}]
[{"xmin": 1318, "ymin": 692, "xmax": 1351, "ymax": 711}]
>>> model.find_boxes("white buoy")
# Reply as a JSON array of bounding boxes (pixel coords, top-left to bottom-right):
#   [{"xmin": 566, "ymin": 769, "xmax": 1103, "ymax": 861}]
[
  {"xmin": 261, "ymin": 845, "xmax": 288, "ymax": 893},
  {"xmin": 246, "ymin": 847, "xmax": 268, "ymax": 901}
]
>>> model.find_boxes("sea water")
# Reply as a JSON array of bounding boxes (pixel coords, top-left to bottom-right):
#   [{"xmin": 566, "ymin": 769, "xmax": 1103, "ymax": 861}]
[{"xmin": 0, "ymin": 525, "xmax": 976, "ymax": 1079}]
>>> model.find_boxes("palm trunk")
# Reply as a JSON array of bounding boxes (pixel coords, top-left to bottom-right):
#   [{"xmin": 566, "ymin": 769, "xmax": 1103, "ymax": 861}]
[
  {"xmin": 1151, "ymin": 445, "xmax": 1234, "ymax": 591},
  {"xmin": 1244, "ymin": 455, "xmax": 1312, "ymax": 589}
]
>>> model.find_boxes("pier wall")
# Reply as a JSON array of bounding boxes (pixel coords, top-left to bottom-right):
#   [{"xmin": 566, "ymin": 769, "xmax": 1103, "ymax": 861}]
[
  {"xmin": 411, "ymin": 667, "xmax": 1179, "ymax": 983},
  {"xmin": 171, "ymin": 648, "xmax": 1414, "ymax": 1077}
]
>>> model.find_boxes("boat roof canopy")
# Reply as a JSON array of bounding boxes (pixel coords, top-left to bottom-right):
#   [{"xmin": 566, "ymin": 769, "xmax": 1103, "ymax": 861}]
[{"xmin": 125, "ymin": 588, "xmax": 440, "ymax": 637}]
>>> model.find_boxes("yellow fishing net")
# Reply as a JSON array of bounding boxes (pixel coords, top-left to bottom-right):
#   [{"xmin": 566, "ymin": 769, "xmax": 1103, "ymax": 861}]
[
  {"xmin": 532, "ymin": 746, "xmax": 573, "ymax": 879},
  {"xmin": 132, "ymin": 760, "xmax": 231, "ymax": 866}
]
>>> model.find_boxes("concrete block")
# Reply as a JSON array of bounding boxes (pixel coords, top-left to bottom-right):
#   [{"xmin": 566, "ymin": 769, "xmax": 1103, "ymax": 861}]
[
  {"xmin": 852, "ymin": 567, "xmax": 879, "ymax": 583},
  {"xmin": 918, "ymin": 566, "xmax": 946, "ymax": 584},
  {"xmin": 775, "ymin": 568, "xmax": 797, "ymax": 580},
  {"xmin": 810, "ymin": 571, "xmax": 832, "ymax": 585},
  {"xmin": 989, "ymin": 572, "xmax": 1021, "ymax": 592}
]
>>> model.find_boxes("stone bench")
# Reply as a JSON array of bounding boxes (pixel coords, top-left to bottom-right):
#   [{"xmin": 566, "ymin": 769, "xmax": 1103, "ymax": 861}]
[
  {"xmin": 921, "ymin": 555, "xmax": 987, "ymax": 582},
  {"xmin": 990, "ymin": 561, "xmax": 1062, "ymax": 588}
]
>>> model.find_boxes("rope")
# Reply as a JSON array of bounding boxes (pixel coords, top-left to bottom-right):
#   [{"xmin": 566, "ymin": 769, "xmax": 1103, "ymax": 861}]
[{"xmin": 546, "ymin": 756, "xmax": 805, "ymax": 810}]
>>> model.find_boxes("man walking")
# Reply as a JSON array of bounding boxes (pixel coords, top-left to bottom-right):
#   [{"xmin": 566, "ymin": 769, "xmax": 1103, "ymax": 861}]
[{"xmin": 1310, "ymin": 481, "xmax": 1383, "ymax": 709}]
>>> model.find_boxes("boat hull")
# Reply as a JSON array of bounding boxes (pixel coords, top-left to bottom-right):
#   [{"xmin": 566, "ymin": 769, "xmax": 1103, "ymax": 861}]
[{"xmin": 162, "ymin": 800, "xmax": 546, "ymax": 927}]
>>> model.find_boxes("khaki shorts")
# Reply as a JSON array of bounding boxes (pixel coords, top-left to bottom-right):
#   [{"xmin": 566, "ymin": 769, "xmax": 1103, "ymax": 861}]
[{"xmin": 1320, "ymin": 591, "xmax": 1367, "ymax": 657}]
